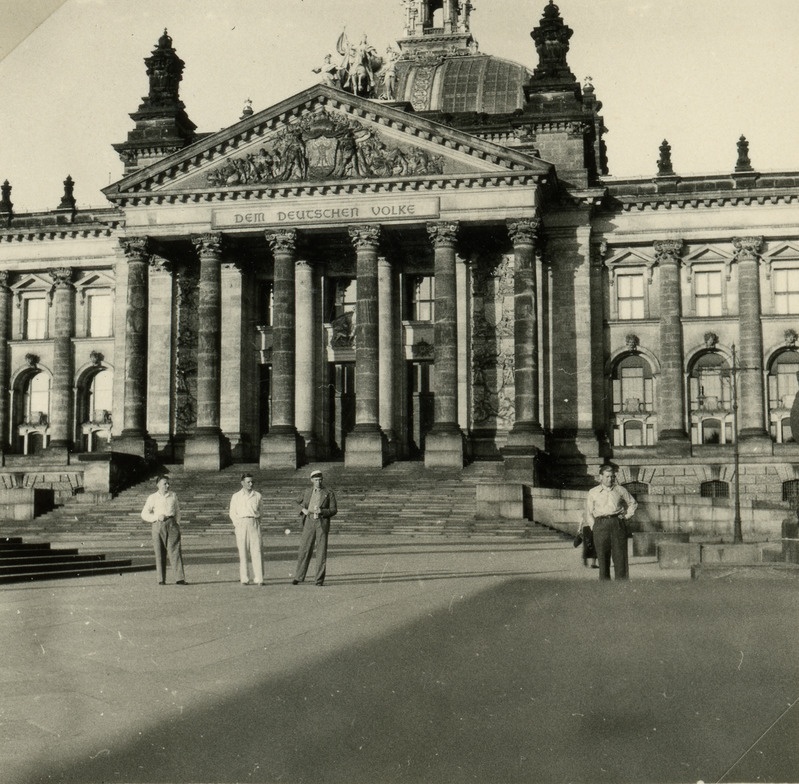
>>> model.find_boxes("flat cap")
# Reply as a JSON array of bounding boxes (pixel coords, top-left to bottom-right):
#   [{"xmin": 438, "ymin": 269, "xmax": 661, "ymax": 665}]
[{"xmin": 310, "ymin": 470, "xmax": 323, "ymax": 478}]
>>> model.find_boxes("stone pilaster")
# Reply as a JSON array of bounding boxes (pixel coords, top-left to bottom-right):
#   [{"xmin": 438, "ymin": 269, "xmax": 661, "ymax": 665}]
[
  {"xmin": 185, "ymin": 233, "xmax": 229, "ymax": 470},
  {"xmin": 425, "ymin": 221, "xmax": 464, "ymax": 468},
  {"xmin": 655, "ymin": 239, "xmax": 689, "ymax": 452},
  {"xmin": 295, "ymin": 258, "xmax": 317, "ymax": 458},
  {"xmin": 504, "ymin": 218, "xmax": 545, "ymax": 461},
  {"xmin": 345, "ymin": 224, "xmax": 386, "ymax": 468},
  {"xmin": 378, "ymin": 255, "xmax": 397, "ymax": 460},
  {"xmin": 261, "ymin": 229, "xmax": 301, "ymax": 468},
  {"xmin": 0, "ymin": 272, "xmax": 10, "ymax": 451},
  {"xmin": 114, "ymin": 237, "xmax": 152, "ymax": 458},
  {"xmin": 733, "ymin": 236, "xmax": 770, "ymax": 449},
  {"xmin": 146, "ymin": 256, "xmax": 175, "ymax": 457},
  {"xmin": 48, "ymin": 267, "xmax": 75, "ymax": 452}
]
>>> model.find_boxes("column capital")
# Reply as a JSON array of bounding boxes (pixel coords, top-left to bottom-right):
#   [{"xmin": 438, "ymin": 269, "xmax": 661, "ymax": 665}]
[
  {"xmin": 149, "ymin": 255, "xmax": 174, "ymax": 274},
  {"xmin": 266, "ymin": 228, "xmax": 297, "ymax": 254},
  {"xmin": 506, "ymin": 217, "xmax": 540, "ymax": 247},
  {"xmin": 192, "ymin": 232, "xmax": 224, "ymax": 259},
  {"xmin": 348, "ymin": 224, "xmax": 381, "ymax": 250},
  {"xmin": 427, "ymin": 221, "xmax": 459, "ymax": 248},
  {"xmin": 732, "ymin": 236, "xmax": 763, "ymax": 260},
  {"xmin": 48, "ymin": 267, "xmax": 74, "ymax": 290},
  {"xmin": 119, "ymin": 236, "xmax": 151, "ymax": 261},
  {"xmin": 653, "ymin": 239, "xmax": 683, "ymax": 264},
  {"xmin": 0, "ymin": 270, "xmax": 10, "ymax": 291}
]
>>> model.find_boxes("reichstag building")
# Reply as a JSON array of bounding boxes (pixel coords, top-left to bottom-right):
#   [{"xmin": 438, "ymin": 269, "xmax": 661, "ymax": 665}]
[{"xmin": 1, "ymin": 0, "xmax": 798, "ymax": 507}]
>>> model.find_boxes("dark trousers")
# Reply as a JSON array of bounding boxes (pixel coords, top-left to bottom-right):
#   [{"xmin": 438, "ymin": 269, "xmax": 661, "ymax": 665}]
[
  {"xmin": 294, "ymin": 516, "xmax": 328, "ymax": 585},
  {"xmin": 151, "ymin": 518, "xmax": 185, "ymax": 583},
  {"xmin": 592, "ymin": 515, "xmax": 629, "ymax": 580}
]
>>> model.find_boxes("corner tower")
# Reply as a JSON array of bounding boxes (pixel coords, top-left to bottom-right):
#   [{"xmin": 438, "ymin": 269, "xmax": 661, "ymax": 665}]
[{"xmin": 113, "ymin": 30, "xmax": 198, "ymax": 176}]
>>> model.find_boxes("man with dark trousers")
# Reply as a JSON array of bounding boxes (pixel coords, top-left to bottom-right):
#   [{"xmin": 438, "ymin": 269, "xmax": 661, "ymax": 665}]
[
  {"xmin": 291, "ymin": 469, "xmax": 337, "ymax": 587},
  {"xmin": 585, "ymin": 464, "xmax": 638, "ymax": 580}
]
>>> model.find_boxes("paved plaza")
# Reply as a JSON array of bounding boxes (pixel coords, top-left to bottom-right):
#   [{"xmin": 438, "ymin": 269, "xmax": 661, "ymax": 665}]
[{"xmin": 2, "ymin": 530, "xmax": 798, "ymax": 784}]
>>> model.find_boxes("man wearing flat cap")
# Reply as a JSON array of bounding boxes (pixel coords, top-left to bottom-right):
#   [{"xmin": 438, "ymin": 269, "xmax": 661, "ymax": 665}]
[{"xmin": 292, "ymin": 469, "xmax": 337, "ymax": 586}]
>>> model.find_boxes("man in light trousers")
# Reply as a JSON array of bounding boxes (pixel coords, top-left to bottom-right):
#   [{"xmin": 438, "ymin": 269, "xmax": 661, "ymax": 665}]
[{"xmin": 229, "ymin": 473, "xmax": 264, "ymax": 586}]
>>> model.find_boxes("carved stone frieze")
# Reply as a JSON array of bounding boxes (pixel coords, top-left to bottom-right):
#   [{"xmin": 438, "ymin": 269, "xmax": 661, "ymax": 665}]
[
  {"xmin": 266, "ymin": 229, "xmax": 297, "ymax": 255},
  {"xmin": 653, "ymin": 239, "xmax": 683, "ymax": 264},
  {"xmin": 471, "ymin": 253, "xmax": 515, "ymax": 428},
  {"xmin": 205, "ymin": 108, "xmax": 444, "ymax": 188},
  {"xmin": 732, "ymin": 236, "xmax": 763, "ymax": 260},
  {"xmin": 330, "ymin": 311, "xmax": 355, "ymax": 348}
]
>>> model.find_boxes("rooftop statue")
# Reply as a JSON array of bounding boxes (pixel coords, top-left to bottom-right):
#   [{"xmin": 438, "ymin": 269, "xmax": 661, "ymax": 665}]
[{"xmin": 336, "ymin": 31, "xmax": 384, "ymax": 98}]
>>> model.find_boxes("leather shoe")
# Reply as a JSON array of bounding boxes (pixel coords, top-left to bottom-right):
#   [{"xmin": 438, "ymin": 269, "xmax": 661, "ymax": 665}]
[
  {"xmin": 291, "ymin": 579, "xmax": 299, "ymax": 585},
  {"xmin": 176, "ymin": 580, "xmax": 187, "ymax": 585}
]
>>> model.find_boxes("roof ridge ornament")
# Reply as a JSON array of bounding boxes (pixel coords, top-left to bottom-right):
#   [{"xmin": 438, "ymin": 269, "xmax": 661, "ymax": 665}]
[{"xmin": 528, "ymin": 0, "xmax": 577, "ymax": 91}]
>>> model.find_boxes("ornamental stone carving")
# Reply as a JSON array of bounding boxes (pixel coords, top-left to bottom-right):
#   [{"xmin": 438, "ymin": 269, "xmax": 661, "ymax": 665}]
[
  {"xmin": 507, "ymin": 217, "xmax": 540, "ymax": 247},
  {"xmin": 49, "ymin": 267, "xmax": 74, "ymax": 290},
  {"xmin": 427, "ymin": 221, "xmax": 459, "ymax": 248},
  {"xmin": 192, "ymin": 233, "xmax": 224, "ymax": 258},
  {"xmin": 205, "ymin": 109, "xmax": 444, "ymax": 187},
  {"xmin": 411, "ymin": 340, "xmax": 434, "ymax": 359},
  {"xmin": 348, "ymin": 224, "xmax": 381, "ymax": 250},
  {"xmin": 24, "ymin": 353, "xmax": 39, "ymax": 367},
  {"xmin": 703, "ymin": 331, "xmax": 719, "ymax": 349},
  {"xmin": 119, "ymin": 237, "xmax": 151, "ymax": 261},
  {"xmin": 265, "ymin": 229, "xmax": 297, "ymax": 255},
  {"xmin": 732, "ymin": 236, "xmax": 763, "ymax": 260},
  {"xmin": 625, "ymin": 334, "xmax": 640, "ymax": 352},
  {"xmin": 653, "ymin": 239, "xmax": 683, "ymax": 263},
  {"xmin": 330, "ymin": 311, "xmax": 355, "ymax": 348},
  {"xmin": 785, "ymin": 328, "xmax": 798, "ymax": 347},
  {"xmin": 89, "ymin": 350, "xmax": 104, "ymax": 366},
  {"xmin": 0, "ymin": 271, "xmax": 9, "ymax": 290}
]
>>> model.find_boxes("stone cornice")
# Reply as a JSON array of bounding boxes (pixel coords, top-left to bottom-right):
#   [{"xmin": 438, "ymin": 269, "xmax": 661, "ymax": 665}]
[{"xmin": 107, "ymin": 171, "xmax": 546, "ymax": 208}]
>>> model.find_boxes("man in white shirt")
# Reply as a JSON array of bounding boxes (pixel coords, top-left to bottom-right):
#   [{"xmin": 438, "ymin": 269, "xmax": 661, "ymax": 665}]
[
  {"xmin": 228, "ymin": 473, "xmax": 264, "ymax": 586},
  {"xmin": 585, "ymin": 465, "xmax": 638, "ymax": 580},
  {"xmin": 141, "ymin": 475, "xmax": 186, "ymax": 585}
]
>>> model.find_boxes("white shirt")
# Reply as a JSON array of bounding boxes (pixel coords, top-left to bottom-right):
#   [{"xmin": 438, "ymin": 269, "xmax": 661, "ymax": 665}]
[
  {"xmin": 229, "ymin": 488, "xmax": 262, "ymax": 523},
  {"xmin": 585, "ymin": 483, "xmax": 638, "ymax": 528},
  {"xmin": 141, "ymin": 491, "xmax": 181, "ymax": 524}
]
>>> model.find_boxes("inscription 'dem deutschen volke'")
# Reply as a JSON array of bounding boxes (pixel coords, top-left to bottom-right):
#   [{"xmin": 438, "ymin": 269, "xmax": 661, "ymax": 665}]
[{"xmin": 212, "ymin": 197, "xmax": 440, "ymax": 229}]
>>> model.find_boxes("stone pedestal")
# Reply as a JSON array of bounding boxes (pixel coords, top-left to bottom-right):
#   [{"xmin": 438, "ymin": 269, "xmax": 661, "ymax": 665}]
[
  {"xmin": 344, "ymin": 425, "xmax": 386, "ymax": 468},
  {"xmin": 113, "ymin": 432, "xmax": 157, "ymax": 461},
  {"xmin": 260, "ymin": 427, "xmax": 301, "ymax": 469},
  {"xmin": 476, "ymin": 483, "xmax": 523, "ymax": 519},
  {"xmin": 424, "ymin": 426, "xmax": 464, "ymax": 468},
  {"xmin": 184, "ymin": 428, "xmax": 230, "ymax": 471}
]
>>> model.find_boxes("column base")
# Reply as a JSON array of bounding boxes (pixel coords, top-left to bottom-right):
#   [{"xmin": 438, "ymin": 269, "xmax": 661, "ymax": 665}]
[
  {"xmin": 113, "ymin": 431, "xmax": 157, "ymax": 461},
  {"xmin": 505, "ymin": 422, "xmax": 546, "ymax": 453},
  {"xmin": 738, "ymin": 431, "xmax": 773, "ymax": 456},
  {"xmin": 184, "ymin": 429, "xmax": 230, "ymax": 471},
  {"xmin": 260, "ymin": 428, "xmax": 302, "ymax": 469},
  {"xmin": 345, "ymin": 426, "xmax": 386, "ymax": 469},
  {"xmin": 424, "ymin": 426, "xmax": 465, "ymax": 469}
]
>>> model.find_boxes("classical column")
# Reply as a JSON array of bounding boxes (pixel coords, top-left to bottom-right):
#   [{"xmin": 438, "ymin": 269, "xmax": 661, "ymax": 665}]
[
  {"xmin": 345, "ymin": 224, "xmax": 386, "ymax": 468},
  {"xmin": 0, "ymin": 272, "xmax": 10, "ymax": 451},
  {"xmin": 378, "ymin": 254, "xmax": 397, "ymax": 457},
  {"xmin": 47, "ymin": 268, "xmax": 75, "ymax": 453},
  {"xmin": 295, "ymin": 257, "xmax": 317, "ymax": 458},
  {"xmin": 261, "ymin": 229, "xmax": 300, "ymax": 468},
  {"xmin": 734, "ymin": 236, "xmax": 769, "ymax": 446},
  {"xmin": 425, "ymin": 221, "xmax": 464, "ymax": 468},
  {"xmin": 114, "ymin": 237, "xmax": 152, "ymax": 458},
  {"xmin": 655, "ymin": 239, "xmax": 689, "ymax": 451},
  {"xmin": 505, "ymin": 218, "xmax": 545, "ymax": 459},
  {"xmin": 185, "ymin": 233, "xmax": 228, "ymax": 470}
]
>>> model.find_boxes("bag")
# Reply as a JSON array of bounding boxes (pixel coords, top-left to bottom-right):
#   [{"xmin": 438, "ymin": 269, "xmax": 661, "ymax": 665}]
[{"xmin": 573, "ymin": 532, "xmax": 583, "ymax": 548}]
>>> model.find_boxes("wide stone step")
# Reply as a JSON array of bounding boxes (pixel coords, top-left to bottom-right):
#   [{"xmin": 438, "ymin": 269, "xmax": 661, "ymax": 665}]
[{"xmin": 0, "ymin": 562, "xmax": 153, "ymax": 584}]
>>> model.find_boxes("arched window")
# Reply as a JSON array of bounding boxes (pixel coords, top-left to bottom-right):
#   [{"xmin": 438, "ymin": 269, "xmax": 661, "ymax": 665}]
[
  {"xmin": 689, "ymin": 352, "xmax": 733, "ymax": 444},
  {"xmin": 15, "ymin": 370, "xmax": 51, "ymax": 454},
  {"xmin": 24, "ymin": 372, "xmax": 50, "ymax": 425},
  {"xmin": 78, "ymin": 368, "xmax": 113, "ymax": 453},
  {"xmin": 611, "ymin": 354, "xmax": 656, "ymax": 446},
  {"xmin": 767, "ymin": 350, "xmax": 799, "ymax": 442}
]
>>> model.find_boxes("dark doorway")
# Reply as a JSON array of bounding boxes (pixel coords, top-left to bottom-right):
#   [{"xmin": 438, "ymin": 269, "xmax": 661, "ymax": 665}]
[
  {"xmin": 329, "ymin": 362, "xmax": 355, "ymax": 458},
  {"xmin": 259, "ymin": 364, "xmax": 271, "ymax": 437},
  {"xmin": 408, "ymin": 361, "xmax": 434, "ymax": 458}
]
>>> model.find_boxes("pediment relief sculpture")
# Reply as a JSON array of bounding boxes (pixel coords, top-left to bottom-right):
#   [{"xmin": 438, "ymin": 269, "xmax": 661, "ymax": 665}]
[{"xmin": 205, "ymin": 109, "xmax": 444, "ymax": 188}]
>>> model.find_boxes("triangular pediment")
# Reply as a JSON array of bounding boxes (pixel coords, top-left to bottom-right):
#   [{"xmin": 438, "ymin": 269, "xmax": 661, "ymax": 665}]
[
  {"xmin": 103, "ymin": 84, "xmax": 553, "ymax": 204},
  {"xmin": 683, "ymin": 245, "xmax": 733, "ymax": 264}
]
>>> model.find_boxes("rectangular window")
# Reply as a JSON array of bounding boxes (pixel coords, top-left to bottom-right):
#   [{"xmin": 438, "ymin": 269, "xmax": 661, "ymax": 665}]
[
  {"xmin": 773, "ymin": 268, "xmax": 799, "ymax": 314},
  {"xmin": 411, "ymin": 276, "xmax": 435, "ymax": 322},
  {"xmin": 695, "ymin": 270, "xmax": 723, "ymax": 316},
  {"xmin": 24, "ymin": 297, "xmax": 47, "ymax": 339},
  {"xmin": 616, "ymin": 274, "xmax": 644, "ymax": 319},
  {"xmin": 87, "ymin": 292, "xmax": 112, "ymax": 337}
]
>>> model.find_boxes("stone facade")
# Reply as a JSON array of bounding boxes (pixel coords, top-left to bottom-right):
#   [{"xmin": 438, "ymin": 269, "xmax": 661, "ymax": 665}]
[{"xmin": 0, "ymin": 1, "xmax": 798, "ymax": 514}]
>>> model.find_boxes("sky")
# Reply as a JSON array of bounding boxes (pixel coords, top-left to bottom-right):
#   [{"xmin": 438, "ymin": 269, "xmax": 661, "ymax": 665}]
[{"xmin": 0, "ymin": 0, "xmax": 798, "ymax": 212}]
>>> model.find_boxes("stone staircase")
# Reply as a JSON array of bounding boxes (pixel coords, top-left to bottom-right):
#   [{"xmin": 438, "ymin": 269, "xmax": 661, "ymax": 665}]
[
  {"xmin": 0, "ymin": 536, "xmax": 154, "ymax": 583},
  {"xmin": 4, "ymin": 461, "xmax": 558, "ymax": 539}
]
